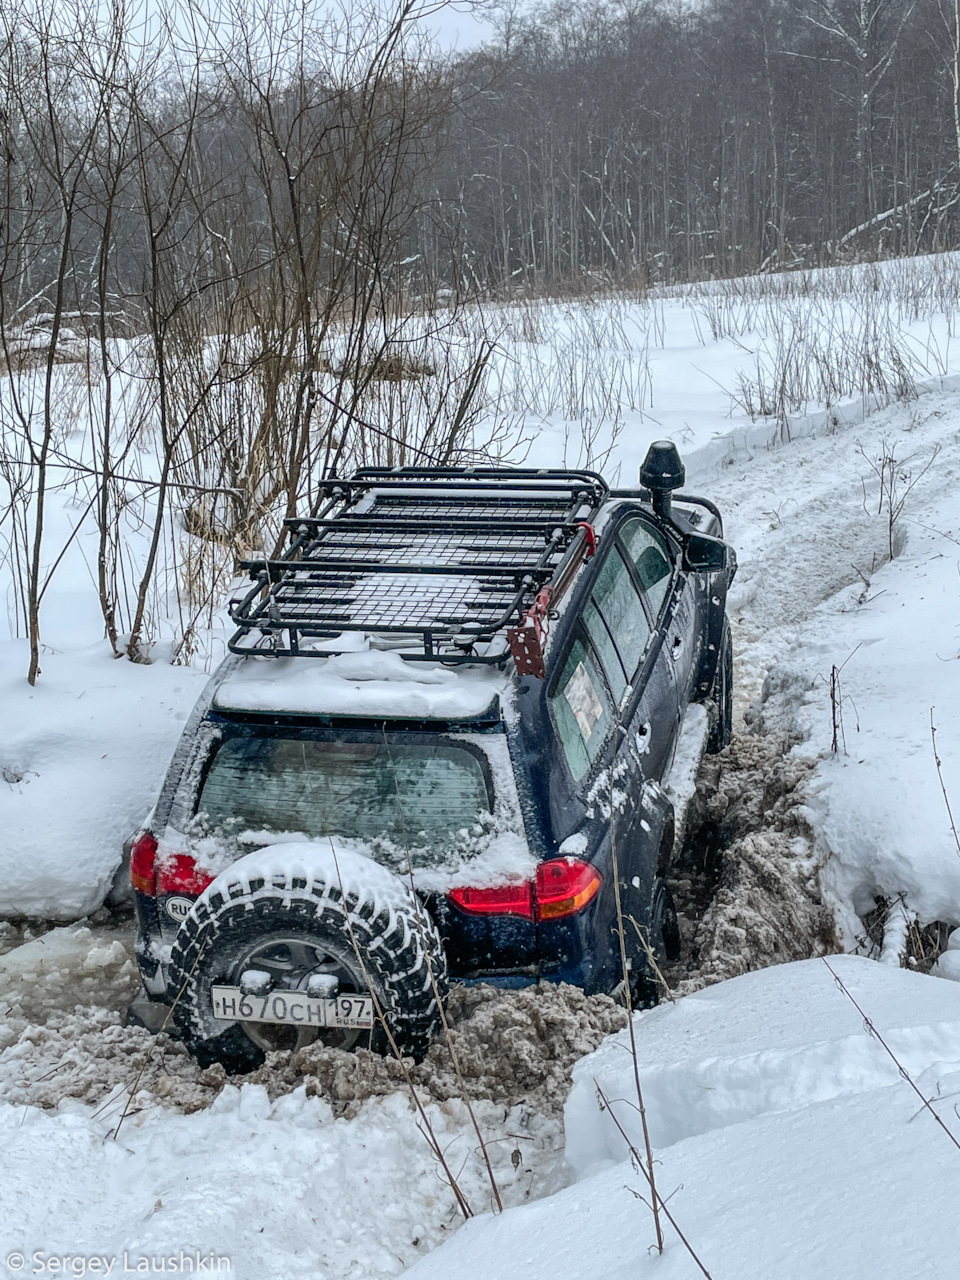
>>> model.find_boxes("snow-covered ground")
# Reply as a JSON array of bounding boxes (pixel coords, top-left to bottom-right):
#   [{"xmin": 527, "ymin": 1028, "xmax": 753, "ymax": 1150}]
[
  {"xmin": 3, "ymin": 254, "xmax": 960, "ymax": 1278},
  {"xmin": 405, "ymin": 956, "xmax": 960, "ymax": 1280},
  {"xmin": 0, "ymin": 646, "xmax": 207, "ymax": 917},
  {"xmin": 702, "ymin": 387, "xmax": 960, "ymax": 943}
]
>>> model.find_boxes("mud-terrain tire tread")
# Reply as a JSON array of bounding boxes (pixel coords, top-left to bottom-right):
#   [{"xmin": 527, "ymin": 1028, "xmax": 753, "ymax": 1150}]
[
  {"xmin": 632, "ymin": 878, "xmax": 680, "ymax": 1008},
  {"xmin": 706, "ymin": 614, "xmax": 733, "ymax": 753},
  {"xmin": 166, "ymin": 869, "xmax": 447, "ymax": 1072},
  {"xmin": 655, "ymin": 878, "xmax": 682, "ymax": 964}
]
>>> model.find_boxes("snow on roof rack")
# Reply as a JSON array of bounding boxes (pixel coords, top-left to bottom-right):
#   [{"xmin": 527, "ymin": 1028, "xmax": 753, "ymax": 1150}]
[{"xmin": 227, "ymin": 466, "xmax": 608, "ymax": 664}]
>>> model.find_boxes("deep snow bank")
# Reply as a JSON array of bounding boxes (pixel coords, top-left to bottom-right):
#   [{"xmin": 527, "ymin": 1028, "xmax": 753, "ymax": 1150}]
[
  {"xmin": 402, "ymin": 956, "xmax": 960, "ymax": 1280},
  {"xmin": 0, "ymin": 1085, "xmax": 559, "ymax": 1280},
  {"xmin": 0, "ymin": 643, "xmax": 207, "ymax": 917},
  {"xmin": 564, "ymin": 953, "xmax": 960, "ymax": 1173}
]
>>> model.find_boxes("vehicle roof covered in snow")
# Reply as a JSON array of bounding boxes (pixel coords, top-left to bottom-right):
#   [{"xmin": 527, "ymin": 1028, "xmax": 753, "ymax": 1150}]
[{"xmin": 212, "ymin": 649, "xmax": 508, "ymax": 721}]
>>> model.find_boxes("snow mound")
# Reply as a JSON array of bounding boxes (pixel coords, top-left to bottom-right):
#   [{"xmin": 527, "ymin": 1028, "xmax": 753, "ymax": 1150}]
[
  {"xmin": 0, "ymin": 644, "xmax": 207, "ymax": 919},
  {"xmin": 404, "ymin": 956, "xmax": 960, "ymax": 1280},
  {"xmin": 565, "ymin": 953, "xmax": 960, "ymax": 1174},
  {"xmin": 0, "ymin": 1086, "xmax": 562, "ymax": 1280}
]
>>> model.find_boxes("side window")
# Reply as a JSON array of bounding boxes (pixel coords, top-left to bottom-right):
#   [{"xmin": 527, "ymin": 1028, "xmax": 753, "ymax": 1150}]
[
  {"xmin": 583, "ymin": 601, "xmax": 627, "ymax": 703},
  {"xmin": 591, "ymin": 547, "xmax": 651, "ymax": 682},
  {"xmin": 620, "ymin": 518, "xmax": 673, "ymax": 620},
  {"xmin": 549, "ymin": 638, "xmax": 613, "ymax": 782}
]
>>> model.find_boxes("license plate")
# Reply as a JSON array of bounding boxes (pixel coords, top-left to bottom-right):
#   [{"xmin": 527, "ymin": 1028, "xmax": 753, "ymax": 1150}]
[{"xmin": 210, "ymin": 985, "xmax": 375, "ymax": 1029}]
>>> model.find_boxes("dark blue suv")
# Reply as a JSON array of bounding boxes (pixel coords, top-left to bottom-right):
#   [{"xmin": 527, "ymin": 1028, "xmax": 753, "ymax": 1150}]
[{"xmin": 128, "ymin": 445, "xmax": 735, "ymax": 1069}]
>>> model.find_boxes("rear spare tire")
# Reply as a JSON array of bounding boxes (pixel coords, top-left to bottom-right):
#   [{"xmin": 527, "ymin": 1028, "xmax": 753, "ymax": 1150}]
[{"xmin": 166, "ymin": 845, "xmax": 447, "ymax": 1072}]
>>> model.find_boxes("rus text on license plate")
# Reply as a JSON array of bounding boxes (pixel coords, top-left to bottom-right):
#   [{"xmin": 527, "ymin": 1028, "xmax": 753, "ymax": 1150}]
[{"xmin": 210, "ymin": 985, "xmax": 375, "ymax": 1029}]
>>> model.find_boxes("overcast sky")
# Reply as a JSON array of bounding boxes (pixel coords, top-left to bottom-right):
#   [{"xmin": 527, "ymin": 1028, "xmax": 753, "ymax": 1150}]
[{"xmin": 421, "ymin": 0, "xmax": 498, "ymax": 49}]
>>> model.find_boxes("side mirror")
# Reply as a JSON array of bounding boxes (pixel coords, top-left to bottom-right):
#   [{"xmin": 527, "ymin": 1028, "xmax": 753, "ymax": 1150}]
[{"xmin": 683, "ymin": 533, "xmax": 732, "ymax": 573}]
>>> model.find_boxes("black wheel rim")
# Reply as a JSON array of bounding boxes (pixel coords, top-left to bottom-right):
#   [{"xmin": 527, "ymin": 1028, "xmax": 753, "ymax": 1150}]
[{"xmin": 229, "ymin": 934, "xmax": 371, "ymax": 1053}]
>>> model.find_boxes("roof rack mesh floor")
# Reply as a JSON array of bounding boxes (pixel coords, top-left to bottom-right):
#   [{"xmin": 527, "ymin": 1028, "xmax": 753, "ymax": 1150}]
[{"xmin": 227, "ymin": 467, "xmax": 608, "ymax": 663}]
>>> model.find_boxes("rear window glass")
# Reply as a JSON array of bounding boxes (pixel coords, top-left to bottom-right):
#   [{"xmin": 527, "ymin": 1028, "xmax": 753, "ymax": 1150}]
[
  {"xmin": 197, "ymin": 737, "xmax": 491, "ymax": 852},
  {"xmin": 620, "ymin": 518, "xmax": 673, "ymax": 619},
  {"xmin": 549, "ymin": 638, "xmax": 613, "ymax": 781}
]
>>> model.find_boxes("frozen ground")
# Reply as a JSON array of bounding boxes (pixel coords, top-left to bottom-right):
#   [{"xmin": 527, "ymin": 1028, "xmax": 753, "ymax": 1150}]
[{"xmin": 3, "ymin": 256, "xmax": 960, "ymax": 1278}]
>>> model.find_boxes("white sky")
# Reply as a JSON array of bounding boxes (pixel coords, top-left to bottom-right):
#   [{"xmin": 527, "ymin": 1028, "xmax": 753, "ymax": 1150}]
[{"xmin": 421, "ymin": 0, "xmax": 498, "ymax": 50}]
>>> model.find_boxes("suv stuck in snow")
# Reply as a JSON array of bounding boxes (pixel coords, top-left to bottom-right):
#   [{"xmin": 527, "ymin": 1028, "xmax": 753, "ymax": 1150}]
[{"xmin": 127, "ymin": 443, "xmax": 735, "ymax": 1070}]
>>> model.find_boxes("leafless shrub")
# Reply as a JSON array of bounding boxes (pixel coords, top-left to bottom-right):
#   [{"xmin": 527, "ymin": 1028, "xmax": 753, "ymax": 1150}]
[{"xmin": 857, "ymin": 435, "xmax": 940, "ymax": 560}]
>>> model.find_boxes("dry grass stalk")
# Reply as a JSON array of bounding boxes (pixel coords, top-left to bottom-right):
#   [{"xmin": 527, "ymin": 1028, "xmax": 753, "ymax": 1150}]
[
  {"xmin": 593, "ymin": 1080, "xmax": 714, "ymax": 1279},
  {"xmin": 609, "ymin": 756, "xmax": 664, "ymax": 1252},
  {"xmin": 822, "ymin": 956, "xmax": 960, "ymax": 1155},
  {"xmin": 329, "ymin": 842, "xmax": 475, "ymax": 1221},
  {"xmin": 930, "ymin": 708, "xmax": 960, "ymax": 859}
]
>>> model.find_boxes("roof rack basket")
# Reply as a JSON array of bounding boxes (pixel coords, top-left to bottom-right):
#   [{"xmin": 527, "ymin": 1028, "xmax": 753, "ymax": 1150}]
[{"xmin": 227, "ymin": 467, "xmax": 608, "ymax": 664}]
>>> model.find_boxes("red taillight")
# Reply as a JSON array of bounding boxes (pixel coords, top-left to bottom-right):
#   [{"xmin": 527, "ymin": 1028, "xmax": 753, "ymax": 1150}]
[
  {"xmin": 156, "ymin": 853, "xmax": 215, "ymax": 897},
  {"xmin": 447, "ymin": 858, "xmax": 602, "ymax": 922},
  {"xmin": 535, "ymin": 858, "xmax": 603, "ymax": 919},
  {"xmin": 447, "ymin": 882, "xmax": 534, "ymax": 920},
  {"xmin": 130, "ymin": 832, "xmax": 158, "ymax": 895}
]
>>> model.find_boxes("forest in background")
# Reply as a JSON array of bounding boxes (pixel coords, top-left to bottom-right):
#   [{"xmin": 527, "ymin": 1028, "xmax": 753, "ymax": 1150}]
[
  {"xmin": 3, "ymin": 0, "xmax": 960, "ymax": 678},
  {"xmin": 446, "ymin": 0, "xmax": 960, "ymax": 284},
  {"xmin": 3, "ymin": 0, "xmax": 960, "ymax": 324}
]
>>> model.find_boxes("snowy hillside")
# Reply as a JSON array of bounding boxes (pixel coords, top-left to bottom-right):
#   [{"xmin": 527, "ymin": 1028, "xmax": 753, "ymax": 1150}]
[{"xmin": 3, "ymin": 253, "xmax": 960, "ymax": 1279}]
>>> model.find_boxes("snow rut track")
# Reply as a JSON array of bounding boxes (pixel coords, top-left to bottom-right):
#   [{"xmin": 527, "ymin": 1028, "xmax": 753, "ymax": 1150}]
[
  {"xmin": 667, "ymin": 728, "xmax": 839, "ymax": 993},
  {"xmin": 0, "ymin": 924, "xmax": 625, "ymax": 1117}
]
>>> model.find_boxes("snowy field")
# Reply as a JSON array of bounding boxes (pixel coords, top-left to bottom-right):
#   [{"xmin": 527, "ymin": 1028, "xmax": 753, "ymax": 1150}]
[{"xmin": 3, "ymin": 253, "xmax": 960, "ymax": 1277}]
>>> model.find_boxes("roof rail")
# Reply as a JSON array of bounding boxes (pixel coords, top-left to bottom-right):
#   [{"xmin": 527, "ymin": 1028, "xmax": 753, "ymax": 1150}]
[{"xmin": 227, "ymin": 467, "xmax": 608, "ymax": 664}]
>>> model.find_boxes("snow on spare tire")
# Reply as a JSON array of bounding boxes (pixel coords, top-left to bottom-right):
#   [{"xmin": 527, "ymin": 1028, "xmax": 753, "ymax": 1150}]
[{"xmin": 167, "ymin": 843, "xmax": 447, "ymax": 1071}]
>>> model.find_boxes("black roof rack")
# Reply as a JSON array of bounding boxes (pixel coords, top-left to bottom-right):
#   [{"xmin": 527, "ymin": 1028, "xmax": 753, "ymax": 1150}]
[{"xmin": 227, "ymin": 467, "xmax": 609, "ymax": 663}]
